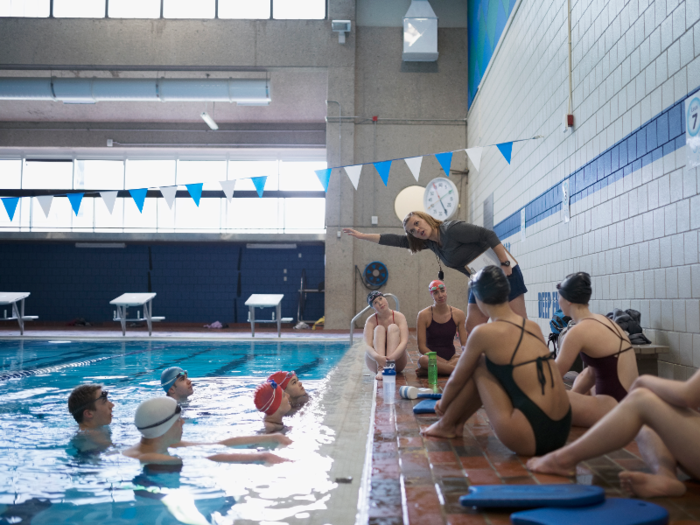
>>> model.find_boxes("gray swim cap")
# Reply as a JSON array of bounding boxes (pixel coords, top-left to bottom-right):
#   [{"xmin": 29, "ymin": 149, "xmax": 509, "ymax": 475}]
[
  {"xmin": 134, "ymin": 397, "xmax": 181, "ymax": 439},
  {"xmin": 161, "ymin": 367, "xmax": 185, "ymax": 392}
]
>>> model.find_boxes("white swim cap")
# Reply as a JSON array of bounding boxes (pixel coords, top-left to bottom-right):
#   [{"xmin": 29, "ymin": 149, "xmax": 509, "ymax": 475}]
[{"xmin": 134, "ymin": 397, "xmax": 181, "ymax": 439}]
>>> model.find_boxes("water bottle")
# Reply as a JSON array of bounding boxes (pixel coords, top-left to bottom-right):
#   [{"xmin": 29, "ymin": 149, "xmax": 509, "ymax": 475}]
[
  {"xmin": 382, "ymin": 367, "xmax": 396, "ymax": 405},
  {"xmin": 385, "ymin": 359, "xmax": 395, "ymax": 371},
  {"xmin": 427, "ymin": 351, "xmax": 438, "ymax": 392}
]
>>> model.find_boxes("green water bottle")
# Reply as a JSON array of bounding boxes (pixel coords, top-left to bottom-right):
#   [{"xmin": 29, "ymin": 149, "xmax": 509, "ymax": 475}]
[{"xmin": 427, "ymin": 351, "xmax": 438, "ymax": 391}]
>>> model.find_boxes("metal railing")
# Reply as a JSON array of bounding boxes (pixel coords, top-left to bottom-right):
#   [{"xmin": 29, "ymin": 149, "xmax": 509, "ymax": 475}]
[{"xmin": 349, "ymin": 293, "xmax": 400, "ymax": 344}]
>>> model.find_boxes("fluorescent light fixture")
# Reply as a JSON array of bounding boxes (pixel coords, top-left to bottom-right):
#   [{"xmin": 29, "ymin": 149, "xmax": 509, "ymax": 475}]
[
  {"xmin": 201, "ymin": 111, "xmax": 219, "ymax": 130},
  {"xmin": 246, "ymin": 243, "xmax": 297, "ymax": 249}
]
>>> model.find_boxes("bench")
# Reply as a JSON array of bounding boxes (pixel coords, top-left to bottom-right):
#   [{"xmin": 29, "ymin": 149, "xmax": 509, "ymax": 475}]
[
  {"xmin": 0, "ymin": 292, "xmax": 38, "ymax": 335},
  {"xmin": 633, "ymin": 344, "xmax": 669, "ymax": 376},
  {"xmin": 110, "ymin": 293, "xmax": 164, "ymax": 336}
]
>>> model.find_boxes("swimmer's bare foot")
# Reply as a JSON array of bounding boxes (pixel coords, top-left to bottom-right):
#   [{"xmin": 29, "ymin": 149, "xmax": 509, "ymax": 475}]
[
  {"xmin": 376, "ymin": 371, "xmax": 383, "ymax": 381},
  {"xmin": 618, "ymin": 471, "xmax": 686, "ymax": 498},
  {"xmin": 421, "ymin": 420, "xmax": 463, "ymax": 439},
  {"xmin": 526, "ymin": 452, "xmax": 575, "ymax": 477}
]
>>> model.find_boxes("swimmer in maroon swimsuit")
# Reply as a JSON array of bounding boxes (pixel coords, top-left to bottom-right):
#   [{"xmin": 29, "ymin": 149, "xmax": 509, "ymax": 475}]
[
  {"xmin": 416, "ymin": 280, "xmax": 467, "ymax": 377},
  {"xmin": 554, "ymin": 272, "xmax": 639, "ymax": 427},
  {"xmin": 363, "ymin": 291, "xmax": 409, "ymax": 380}
]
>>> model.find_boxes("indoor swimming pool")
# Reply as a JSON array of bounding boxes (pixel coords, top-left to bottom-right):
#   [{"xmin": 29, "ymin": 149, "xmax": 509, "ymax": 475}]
[{"xmin": 0, "ymin": 339, "xmax": 355, "ymax": 524}]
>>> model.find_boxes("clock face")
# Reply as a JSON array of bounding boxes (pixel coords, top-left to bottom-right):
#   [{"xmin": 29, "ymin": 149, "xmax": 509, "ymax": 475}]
[{"xmin": 423, "ymin": 177, "xmax": 459, "ymax": 220}]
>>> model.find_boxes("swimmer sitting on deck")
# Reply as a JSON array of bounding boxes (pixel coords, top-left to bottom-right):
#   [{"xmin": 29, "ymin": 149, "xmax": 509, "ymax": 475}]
[
  {"xmin": 255, "ymin": 380, "xmax": 292, "ymax": 433},
  {"xmin": 122, "ymin": 397, "xmax": 290, "ymax": 466},
  {"xmin": 268, "ymin": 370, "xmax": 308, "ymax": 407},
  {"xmin": 161, "ymin": 367, "xmax": 193, "ymax": 403},
  {"xmin": 363, "ymin": 291, "xmax": 409, "ymax": 381}
]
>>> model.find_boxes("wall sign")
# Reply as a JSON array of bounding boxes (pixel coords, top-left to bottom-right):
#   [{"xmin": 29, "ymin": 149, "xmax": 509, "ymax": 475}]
[{"xmin": 686, "ymin": 96, "xmax": 700, "ymax": 169}]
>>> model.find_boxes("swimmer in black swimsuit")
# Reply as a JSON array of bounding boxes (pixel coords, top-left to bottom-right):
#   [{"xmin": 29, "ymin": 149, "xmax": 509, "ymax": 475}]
[{"xmin": 423, "ymin": 266, "xmax": 571, "ymax": 457}]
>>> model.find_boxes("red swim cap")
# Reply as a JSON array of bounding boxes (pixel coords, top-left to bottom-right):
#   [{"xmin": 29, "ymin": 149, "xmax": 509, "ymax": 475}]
[
  {"xmin": 268, "ymin": 371, "xmax": 295, "ymax": 390},
  {"xmin": 429, "ymin": 280, "xmax": 445, "ymax": 291},
  {"xmin": 254, "ymin": 380, "xmax": 283, "ymax": 415}
]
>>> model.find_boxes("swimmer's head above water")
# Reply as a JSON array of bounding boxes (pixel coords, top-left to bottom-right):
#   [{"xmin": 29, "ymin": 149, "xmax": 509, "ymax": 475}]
[
  {"xmin": 402, "ymin": 211, "xmax": 443, "ymax": 253},
  {"xmin": 470, "ymin": 265, "xmax": 511, "ymax": 305},
  {"xmin": 68, "ymin": 384, "xmax": 114, "ymax": 428},
  {"xmin": 161, "ymin": 367, "xmax": 193, "ymax": 402},
  {"xmin": 557, "ymin": 272, "xmax": 592, "ymax": 305},
  {"xmin": 134, "ymin": 397, "xmax": 183, "ymax": 440},
  {"xmin": 268, "ymin": 371, "xmax": 306, "ymax": 398},
  {"xmin": 254, "ymin": 380, "xmax": 292, "ymax": 420}
]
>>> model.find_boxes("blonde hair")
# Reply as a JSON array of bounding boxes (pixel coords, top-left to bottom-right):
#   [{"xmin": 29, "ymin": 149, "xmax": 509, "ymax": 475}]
[{"xmin": 402, "ymin": 211, "xmax": 443, "ymax": 253}]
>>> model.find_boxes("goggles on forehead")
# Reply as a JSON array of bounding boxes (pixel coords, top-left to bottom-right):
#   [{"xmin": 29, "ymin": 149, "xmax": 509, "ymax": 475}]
[
  {"xmin": 429, "ymin": 284, "xmax": 446, "ymax": 292},
  {"xmin": 71, "ymin": 390, "xmax": 109, "ymax": 415}
]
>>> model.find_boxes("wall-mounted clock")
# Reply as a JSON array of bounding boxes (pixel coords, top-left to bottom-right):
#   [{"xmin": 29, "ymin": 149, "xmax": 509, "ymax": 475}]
[{"xmin": 423, "ymin": 177, "xmax": 459, "ymax": 220}]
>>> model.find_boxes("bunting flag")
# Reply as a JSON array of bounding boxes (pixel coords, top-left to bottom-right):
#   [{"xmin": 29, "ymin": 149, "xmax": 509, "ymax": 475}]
[
  {"xmin": 67, "ymin": 193, "xmax": 84, "ymax": 216},
  {"xmin": 465, "ymin": 147, "xmax": 483, "ymax": 172},
  {"xmin": 344, "ymin": 165, "xmax": 362, "ymax": 190},
  {"xmin": 314, "ymin": 168, "xmax": 332, "ymax": 192},
  {"xmin": 404, "ymin": 157, "xmax": 423, "ymax": 182},
  {"xmin": 435, "ymin": 152, "xmax": 453, "ymax": 176},
  {"xmin": 251, "ymin": 176, "xmax": 267, "ymax": 198},
  {"xmin": 219, "ymin": 180, "xmax": 236, "ymax": 202},
  {"xmin": 129, "ymin": 188, "xmax": 148, "ymax": 213},
  {"xmin": 373, "ymin": 161, "xmax": 392, "ymax": 186},
  {"xmin": 160, "ymin": 186, "xmax": 177, "ymax": 209},
  {"xmin": 36, "ymin": 195, "xmax": 53, "ymax": 218},
  {"xmin": 100, "ymin": 191, "xmax": 118, "ymax": 214},
  {"xmin": 496, "ymin": 142, "xmax": 513, "ymax": 164},
  {"xmin": 1, "ymin": 197, "xmax": 19, "ymax": 221},
  {"xmin": 185, "ymin": 183, "xmax": 203, "ymax": 207}
]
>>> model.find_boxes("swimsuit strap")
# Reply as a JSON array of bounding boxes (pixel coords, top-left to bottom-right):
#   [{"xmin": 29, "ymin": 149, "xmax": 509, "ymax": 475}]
[
  {"xmin": 392, "ymin": 311, "xmax": 395, "ymax": 324},
  {"xmin": 579, "ymin": 317, "xmax": 634, "ymax": 356},
  {"xmin": 497, "ymin": 318, "xmax": 555, "ymax": 395},
  {"xmin": 449, "ymin": 307, "xmax": 453, "ymax": 321},
  {"xmin": 430, "ymin": 307, "xmax": 433, "ymax": 321}
]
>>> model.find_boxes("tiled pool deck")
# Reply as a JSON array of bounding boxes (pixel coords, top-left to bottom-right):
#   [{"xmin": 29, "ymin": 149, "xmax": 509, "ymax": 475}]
[{"xmin": 368, "ymin": 342, "xmax": 700, "ymax": 525}]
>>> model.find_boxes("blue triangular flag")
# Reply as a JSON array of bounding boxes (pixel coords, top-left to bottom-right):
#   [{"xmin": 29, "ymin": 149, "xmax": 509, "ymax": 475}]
[
  {"xmin": 435, "ymin": 152, "xmax": 453, "ymax": 176},
  {"xmin": 496, "ymin": 142, "xmax": 513, "ymax": 164},
  {"xmin": 67, "ymin": 193, "xmax": 84, "ymax": 216},
  {"xmin": 1, "ymin": 197, "xmax": 19, "ymax": 221},
  {"xmin": 314, "ymin": 168, "xmax": 332, "ymax": 192},
  {"xmin": 129, "ymin": 188, "xmax": 148, "ymax": 213},
  {"xmin": 251, "ymin": 176, "xmax": 267, "ymax": 198},
  {"xmin": 373, "ymin": 161, "xmax": 392, "ymax": 186},
  {"xmin": 185, "ymin": 183, "xmax": 203, "ymax": 207}
]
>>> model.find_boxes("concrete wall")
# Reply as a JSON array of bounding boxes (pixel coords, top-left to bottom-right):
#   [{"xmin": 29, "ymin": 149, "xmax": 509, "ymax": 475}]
[{"xmin": 467, "ymin": 0, "xmax": 700, "ymax": 379}]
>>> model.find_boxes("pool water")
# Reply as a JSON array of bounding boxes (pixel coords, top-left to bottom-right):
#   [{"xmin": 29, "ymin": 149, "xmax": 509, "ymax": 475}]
[{"xmin": 0, "ymin": 339, "xmax": 351, "ymax": 524}]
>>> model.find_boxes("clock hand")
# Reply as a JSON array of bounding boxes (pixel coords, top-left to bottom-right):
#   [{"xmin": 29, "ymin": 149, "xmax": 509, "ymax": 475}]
[
  {"xmin": 427, "ymin": 189, "xmax": 454, "ymax": 210},
  {"xmin": 430, "ymin": 182, "xmax": 448, "ymax": 214}
]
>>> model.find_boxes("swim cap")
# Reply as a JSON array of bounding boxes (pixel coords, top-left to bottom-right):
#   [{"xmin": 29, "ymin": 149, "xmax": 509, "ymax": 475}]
[
  {"xmin": 254, "ymin": 380, "xmax": 284, "ymax": 415},
  {"xmin": 268, "ymin": 371, "xmax": 296, "ymax": 390},
  {"xmin": 134, "ymin": 397, "xmax": 181, "ymax": 439},
  {"xmin": 161, "ymin": 367, "xmax": 186, "ymax": 392},
  {"xmin": 367, "ymin": 291, "xmax": 384, "ymax": 306},
  {"xmin": 557, "ymin": 272, "xmax": 592, "ymax": 304},
  {"xmin": 470, "ymin": 266, "xmax": 510, "ymax": 304},
  {"xmin": 429, "ymin": 280, "xmax": 445, "ymax": 292}
]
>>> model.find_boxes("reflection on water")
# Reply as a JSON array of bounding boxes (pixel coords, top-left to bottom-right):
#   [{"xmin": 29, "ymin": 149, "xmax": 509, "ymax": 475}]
[{"xmin": 0, "ymin": 340, "xmax": 348, "ymax": 524}]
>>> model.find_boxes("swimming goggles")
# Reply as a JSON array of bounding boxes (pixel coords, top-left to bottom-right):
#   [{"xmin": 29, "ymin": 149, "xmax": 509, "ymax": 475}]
[
  {"xmin": 429, "ymin": 284, "xmax": 446, "ymax": 292},
  {"xmin": 71, "ymin": 390, "xmax": 109, "ymax": 415},
  {"xmin": 136, "ymin": 404, "xmax": 182, "ymax": 431}
]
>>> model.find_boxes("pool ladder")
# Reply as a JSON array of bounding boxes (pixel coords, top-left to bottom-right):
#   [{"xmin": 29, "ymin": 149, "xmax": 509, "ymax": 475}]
[{"xmin": 349, "ymin": 293, "xmax": 400, "ymax": 344}]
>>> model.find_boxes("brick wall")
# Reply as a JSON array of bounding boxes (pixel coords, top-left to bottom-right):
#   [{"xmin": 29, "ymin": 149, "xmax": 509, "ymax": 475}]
[
  {"xmin": 0, "ymin": 242, "xmax": 325, "ymax": 324},
  {"xmin": 467, "ymin": 0, "xmax": 700, "ymax": 379}
]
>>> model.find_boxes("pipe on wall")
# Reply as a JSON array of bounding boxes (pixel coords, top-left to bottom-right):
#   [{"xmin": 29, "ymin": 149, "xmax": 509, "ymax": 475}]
[{"xmin": 0, "ymin": 77, "xmax": 270, "ymax": 104}]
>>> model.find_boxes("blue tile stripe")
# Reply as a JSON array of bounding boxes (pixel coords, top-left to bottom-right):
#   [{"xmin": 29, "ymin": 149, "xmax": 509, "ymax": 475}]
[{"xmin": 494, "ymin": 88, "xmax": 696, "ymax": 241}]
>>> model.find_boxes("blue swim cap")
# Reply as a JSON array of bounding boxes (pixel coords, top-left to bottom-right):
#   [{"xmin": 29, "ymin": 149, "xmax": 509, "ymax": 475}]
[{"xmin": 161, "ymin": 367, "xmax": 185, "ymax": 392}]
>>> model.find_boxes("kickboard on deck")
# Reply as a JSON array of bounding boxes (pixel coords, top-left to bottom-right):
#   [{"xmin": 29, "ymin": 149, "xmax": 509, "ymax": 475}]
[
  {"xmin": 416, "ymin": 393, "xmax": 442, "ymax": 399},
  {"xmin": 412, "ymin": 398, "xmax": 438, "ymax": 414},
  {"xmin": 459, "ymin": 484, "xmax": 605, "ymax": 508},
  {"xmin": 510, "ymin": 498, "xmax": 669, "ymax": 525}
]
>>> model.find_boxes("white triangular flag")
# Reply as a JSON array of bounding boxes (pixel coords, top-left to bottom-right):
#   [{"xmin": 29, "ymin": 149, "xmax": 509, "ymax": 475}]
[
  {"xmin": 465, "ymin": 147, "xmax": 483, "ymax": 172},
  {"xmin": 404, "ymin": 157, "xmax": 423, "ymax": 182},
  {"xmin": 219, "ymin": 180, "xmax": 236, "ymax": 202},
  {"xmin": 36, "ymin": 195, "xmax": 53, "ymax": 217},
  {"xmin": 344, "ymin": 165, "xmax": 362, "ymax": 190},
  {"xmin": 160, "ymin": 186, "xmax": 177, "ymax": 209},
  {"xmin": 99, "ymin": 191, "xmax": 118, "ymax": 214}
]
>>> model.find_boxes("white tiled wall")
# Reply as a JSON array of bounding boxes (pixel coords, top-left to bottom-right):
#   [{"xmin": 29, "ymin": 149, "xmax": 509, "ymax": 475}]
[{"xmin": 467, "ymin": 0, "xmax": 700, "ymax": 379}]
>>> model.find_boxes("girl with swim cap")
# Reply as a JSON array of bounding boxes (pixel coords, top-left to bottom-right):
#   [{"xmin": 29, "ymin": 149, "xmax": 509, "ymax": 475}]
[
  {"xmin": 254, "ymin": 380, "xmax": 293, "ymax": 433},
  {"xmin": 344, "ymin": 211, "xmax": 528, "ymax": 334},
  {"xmin": 554, "ymin": 272, "xmax": 639, "ymax": 427},
  {"xmin": 363, "ymin": 291, "xmax": 409, "ymax": 380},
  {"xmin": 423, "ymin": 266, "xmax": 571, "ymax": 458}
]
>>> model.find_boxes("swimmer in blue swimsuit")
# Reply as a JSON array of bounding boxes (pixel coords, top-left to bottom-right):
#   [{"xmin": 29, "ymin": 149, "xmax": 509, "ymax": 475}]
[{"xmin": 423, "ymin": 266, "xmax": 571, "ymax": 457}]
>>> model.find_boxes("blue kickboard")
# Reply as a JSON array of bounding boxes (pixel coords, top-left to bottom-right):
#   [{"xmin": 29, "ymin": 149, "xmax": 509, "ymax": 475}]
[
  {"xmin": 511, "ymin": 498, "xmax": 669, "ymax": 525},
  {"xmin": 459, "ymin": 484, "xmax": 605, "ymax": 508},
  {"xmin": 413, "ymin": 398, "xmax": 438, "ymax": 414},
  {"xmin": 417, "ymin": 393, "xmax": 442, "ymax": 399}
]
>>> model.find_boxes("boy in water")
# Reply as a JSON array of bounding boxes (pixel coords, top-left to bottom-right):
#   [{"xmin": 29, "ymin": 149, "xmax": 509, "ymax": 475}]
[
  {"xmin": 161, "ymin": 367, "xmax": 193, "ymax": 403},
  {"xmin": 254, "ymin": 380, "xmax": 292, "ymax": 433},
  {"xmin": 267, "ymin": 371, "xmax": 308, "ymax": 407},
  {"xmin": 68, "ymin": 384, "xmax": 115, "ymax": 454},
  {"xmin": 122, "ymin": 397, "xmax": 290, "ymax": 466}
]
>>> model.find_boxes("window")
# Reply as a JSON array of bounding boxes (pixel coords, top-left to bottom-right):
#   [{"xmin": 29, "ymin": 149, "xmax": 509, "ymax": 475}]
[
  {"xmin": 279, "ymin": 161, "xmax": 325, "ymax": 191},
  {"xmin": 273, "ymin": 0, "xmax": 325, "ymax": 19},
  {"xmin": 0, "ymin": 160, "xmax": 22, "ymax": 189},
  {"xmin": 125, "ymin": 160, "xmax": 176, "ymax": 190},
  {"xmin": 22, "ymin": 160, "xmax": 73, "ymax": 190},
  {"xmin": 163, "ymin": 0, "xmax": 214, "ymax": 18},
  {"xmin": 218, "ymin": 0, "xmax": 269, "ymax": 19},
  {"xmin": 53, "ymin": 0, "xmax": 106, "ymax": 18},
  {"xmin": 108, "ymin": 0, "xmax": 160, "ymax": 18},
  {"xmin": 75, "ymin": 160, "xmax": 124, "ymax": 190},
  {"xmin": 176, "ymin": 160, "xmax": 226, "ymax": 190},
  {"xmin": 0, "ymin": 0, "xmax": 50, "ymax": 17}
]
